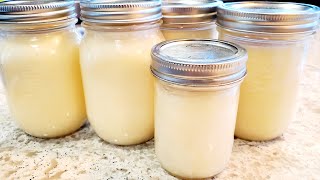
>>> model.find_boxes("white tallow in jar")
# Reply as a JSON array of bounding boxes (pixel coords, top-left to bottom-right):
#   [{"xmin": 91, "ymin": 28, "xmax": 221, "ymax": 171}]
[
  {"xmin": 161, "ymin": 0, "xmax": 222, "ymax": 40},
  {"xmin": 217, "ymin": 1, "xmax": 320, "ymax": 141},
  {"xmin": 151, "ymin": 39, "xmax": 248, "ymax": 179},
  {"xmin": 0, "ymin": 0, "xmax": 86, "ymax": 138},
  {"xmin": 80, "ymin": 0, "xmax": 165, "ymax": 145}
]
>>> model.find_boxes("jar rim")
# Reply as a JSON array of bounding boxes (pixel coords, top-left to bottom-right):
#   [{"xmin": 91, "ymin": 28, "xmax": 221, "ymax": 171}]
[
  {"xmin": 154, "ymin": 70, "xmax": 247, "ymax": 90},
  {"xmin": 0, "ymin": 0, "xmax": 76, "ymax": 25},
  {"xmin": 217, "ymin": 26, "xmax": 315, "ymax": 43},
  {"xmin": 0, "ymin": 18, "xmax": 77, "ymax": 33},
  {"xmin": 151, "ymin": 39, "xmax": 248, "ymax": 87},
  {"xmin": 80, "ymin": 0, "xmax": 162, "ymax": 25},
  {"xmin": 161, "ymin": 0, "xmax": 222, "ymax": 25},
  {"xmin": 217, "ymin": 1, "xmax": 320, "ymax": 33},
  {"xmin": 161, "ymin": 21, "xmax": 216, "ymax": 31},
  {"xmin": 81, "ymin": 20, "xmax": 162, "ymax": 32}
]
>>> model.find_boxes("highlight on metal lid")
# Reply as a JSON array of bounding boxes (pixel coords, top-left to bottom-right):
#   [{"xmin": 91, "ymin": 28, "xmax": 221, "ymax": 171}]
[
  {"xmin": 80, "ymin": 0, "xmax": 162, "ymax": 25},
  {"xmin": 162, "ymin": 0, "xmax": 223, "ymax": 25},
  {"xmin": 217, "ymin": 1, "xmax": 320, "ymax": 33},
  {"xmin": 0, "ymin": 0, "xmax": 76, "ymax": 24},
  {"xmin": 151, "ymin": 39, "xmax": 248, "ymax": 86}
]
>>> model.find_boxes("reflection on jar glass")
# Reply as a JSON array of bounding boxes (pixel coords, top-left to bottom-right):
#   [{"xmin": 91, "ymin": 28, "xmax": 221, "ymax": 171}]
[
  {"xmin": 161, "ymin": 0, "xmax": 222, "ymax": 40},
  {"xmin": 151, "ymin": 40, "xmax": 247, "ymax": 179},
  {"xmin": 217, "ymin": 1, "xmax": 320, "ymax": 141},
  {"xmin": 307, "ymin": 23, "xmax": 320, "ymax": 69},
  {"xmin": 80, "ymin": 0, "xmax": 165, "ymax": 145},
  {"xmin": 0, "ymin": 0, "xmax": 87, "ymax": 138}
]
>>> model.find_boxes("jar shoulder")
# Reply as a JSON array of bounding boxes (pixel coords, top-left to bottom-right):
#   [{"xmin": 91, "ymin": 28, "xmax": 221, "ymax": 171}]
[
  {"xmin": 80, "ymin": 29, "xmax": 164, "ymax": 54},
  {"xmin": 82, "ymin": 28, "xmax": 164, "ymax": 43},
  {"xmin": 0, "ymin": 29, "xmax": 80, "ymax": 48},
  {"xmin": 0, "ymin": 30, "xmax": 80, "ymax": 65}
]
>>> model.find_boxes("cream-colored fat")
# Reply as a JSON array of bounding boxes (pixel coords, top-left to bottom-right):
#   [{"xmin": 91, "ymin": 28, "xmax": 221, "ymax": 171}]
[
  {"xmin": 219, "ymin": 31, "xmax": 307, "ymax": 140},
  {"xmin": 0, "ymin": 29, "xmax": 87, "ymax": 138},
  {"xmin": 161, "ymin": 25, "xmax": 218, "ymax": 40},
  {"xmin": 80, "ymin": 28, "xmax": 164, "ymax": 145},
  {"xmin": 155, "ymin": 81, "xmax": 240, "ymax": 179}
]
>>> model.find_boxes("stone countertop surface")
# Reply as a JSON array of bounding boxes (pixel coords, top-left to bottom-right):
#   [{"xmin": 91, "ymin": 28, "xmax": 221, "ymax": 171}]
[{"xmin": 0, "ymin": 65, "xmax": 319, "ymax": 180}]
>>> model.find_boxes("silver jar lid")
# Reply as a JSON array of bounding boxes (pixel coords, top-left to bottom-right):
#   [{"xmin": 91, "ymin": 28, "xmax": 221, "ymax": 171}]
[
  {"xmin": 81, "ymin": 0, "xmax": 162, "ymax": 25},
  {"xmin": 162, "ymin": 0, "xmax": 223, "ymax": 25},
  {"xmin": 151, "ymin": 39, "xmax": 247, "ymax": 86},
  {"xmin": 217, "ymin": 1, "xmax": 320, "ymax": 33},
  {"xmin": 0, "ymin": 0, "xmax": 76, "ymax": 24}
]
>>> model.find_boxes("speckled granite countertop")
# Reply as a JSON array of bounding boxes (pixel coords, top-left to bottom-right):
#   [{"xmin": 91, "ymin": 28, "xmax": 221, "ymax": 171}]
[{"xmin": 0, "ymin": 65, "xmax": 319, "ymax": 180}]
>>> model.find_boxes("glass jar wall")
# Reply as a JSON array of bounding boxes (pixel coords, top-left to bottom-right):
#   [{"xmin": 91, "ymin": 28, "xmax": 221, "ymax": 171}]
[
  {"xmin": 151, "ymin": 40, "xmax": 247, "ymax": 179},
  {"xmin": 0, "ymin": 0, "xmax": 86, "ymax": 138},
  {"xmin": 80, "ymin": 0, "xmax": 165, "ymax": 145},
  {"xmin": 217, "ymin": 1, "xmax": 320, "ymax": 141},
  {"xmin": 155, "ymin": 81, "xmax": 241, "ymax": 179}
]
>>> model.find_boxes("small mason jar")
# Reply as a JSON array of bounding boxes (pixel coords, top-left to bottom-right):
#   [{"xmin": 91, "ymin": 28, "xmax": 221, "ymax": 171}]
[
  {"xmin": 161, "ymin": 0, "xmax": 222, "ymax": 40},
  {"xmin": 217, "ymin": 2, "xmax": 320, "ymax": 141},
  {"xmin": 80, "ymin": 0, "xmax": 165, "ymax": 145},
  {"xmin": 151, "ymin": 40, "xmax": 247, "ymax": 179},
  {"xmin": 0, "ymin": 0, "xmax": 87, "ymax": 138}
]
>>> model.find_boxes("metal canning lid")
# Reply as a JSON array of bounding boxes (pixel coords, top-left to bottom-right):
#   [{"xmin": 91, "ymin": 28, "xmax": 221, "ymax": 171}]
[
  {"xmin": 217, "ymin": 1, "xmax": 320, "ymax": 33},
  {"xmin": 0, "ymin": 0, "xmax": 76, "ymax": 24},
  {"xmin": 162, "ymin": 0, "xmax": 223, "ymax": 25},
  {"xmin": 81, "ymin": 0, "xmax": 162, "ymax": 25},
  {"xmin": 151, "ymin": 39, "xmax": 248, "ymax": 86}
]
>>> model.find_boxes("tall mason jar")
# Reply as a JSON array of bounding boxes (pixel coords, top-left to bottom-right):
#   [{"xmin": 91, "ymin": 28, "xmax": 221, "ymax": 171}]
[
  {"xmin": 161, "ymin": 0, "xmax": 222, "ymax": 40},
  {"xmin": 80, "ymin": 0, "xmax": 165, "ymax": 145},
  {"xmin": 0, "ymin": 0, "xmax": 87, "ymax": 138},
  {"xmin": 217, "ymin": 2, "xmax": 320, "ymax": 141},
  {"xmin": 151, "ymin": 40, "xmax": 247, "ymax": 179}
]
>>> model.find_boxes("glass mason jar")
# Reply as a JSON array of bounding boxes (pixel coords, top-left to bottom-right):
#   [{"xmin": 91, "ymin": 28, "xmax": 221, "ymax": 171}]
[
  {"xmin": 80, "ymin": 0, "xmax": 165, "ymax": 145},
  {"xmin": 217, "ymin": 2, "xmax": 320, "ymax": 141},
  {"xmin": 161, "ymin": 0, "xmax": 222, "ymax": 40},
  {"xmin": 151, "ymin": 40, "xmax": 248, "ymax": 179},
  {"xmin": 0, "ymin": 0, "xmax": 87, "ymax": 138}
]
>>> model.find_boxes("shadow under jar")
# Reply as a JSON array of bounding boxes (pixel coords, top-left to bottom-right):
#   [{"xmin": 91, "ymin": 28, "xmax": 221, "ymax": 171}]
[
  {"xmin": 161, "ymin": 0, "xmax": 222, "ymax": 40},
  {"xmin": 151, "ymin": 40, "xmax": 247, "ymax": 179},
  {"xmin": 80, "ymin": 0, "xmax": 165, "ymax": 145},
  {"xmin": 0, "ymin": 0, "xmax": 87, "ymax": 138},
  {"xmin": 217, "ymin": 1, "xmax": 320, "ymax": 141}
]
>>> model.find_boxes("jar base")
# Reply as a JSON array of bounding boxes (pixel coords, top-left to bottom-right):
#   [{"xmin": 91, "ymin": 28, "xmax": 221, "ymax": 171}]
[
  {"xmin": 235, "ymin": 133, "xmax": 284, "ymax": 141},
  {"xmin": 95, "ymin": 134, "xmax": 154, "ymax": 146},
  {"xmin": 160, "ymin": 163, "xmax": 225, "ymax": 180},
  {"xmin": 19, "ymin": 120, "xmax": 87, "ymax": 139}
]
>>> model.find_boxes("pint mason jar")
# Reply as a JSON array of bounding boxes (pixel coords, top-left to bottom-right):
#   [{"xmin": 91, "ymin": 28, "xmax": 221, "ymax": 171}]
[
  {"xmin": 151, "ymin": 40, "xmax": 248, "ymax": 179},
  {"xmin": 161, "ymin": 0, "xmax": 222, "ymax": 40},
  {"xmin": 217, "ymin": 2, "xmax": 320, "ymax": 141},
  {"xmin": 80, "ymin": 0, "xmax": 165, "ymax": 145},
  {"xmin": 0, "ymin": 0, "xmax": 87, "ymax": 138}
]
